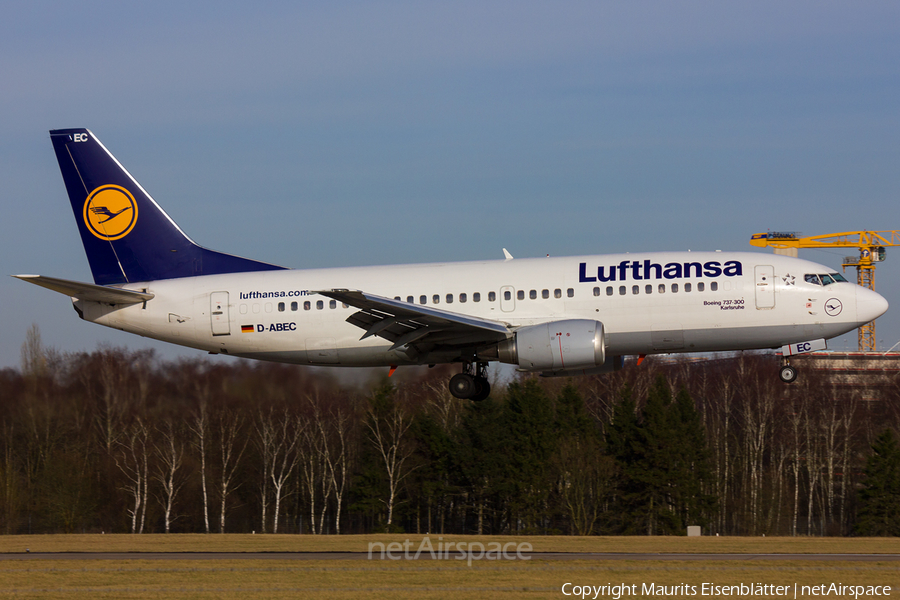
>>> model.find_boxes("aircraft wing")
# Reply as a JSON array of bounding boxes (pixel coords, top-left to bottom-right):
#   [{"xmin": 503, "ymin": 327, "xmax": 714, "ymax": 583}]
[
  {"xmin": 316, "ymin": 289, "xmax": 511, "ymax": 351},
  {"xmin": 13, "ymin": 275, "xmax": 154, "ymax": 305}
]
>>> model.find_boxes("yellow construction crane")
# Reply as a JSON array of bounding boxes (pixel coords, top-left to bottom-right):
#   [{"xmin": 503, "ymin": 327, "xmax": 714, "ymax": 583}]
[{"xmin": 750, "ymin": 230, "xmax": 900, "ymax": 352}]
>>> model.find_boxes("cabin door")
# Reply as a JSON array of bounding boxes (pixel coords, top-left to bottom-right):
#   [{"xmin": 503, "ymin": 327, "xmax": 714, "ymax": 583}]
[
  {"xmin": 210, "ymin": 292, "xmax": 231, "ymax": 336},
  {"xmin": 754, "ymin": 265, "xmax": 775, "ymax": 309}
]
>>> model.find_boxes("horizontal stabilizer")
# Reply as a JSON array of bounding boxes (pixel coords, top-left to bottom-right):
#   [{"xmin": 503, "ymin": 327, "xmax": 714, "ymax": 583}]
[{"xmin": 13, "ymin": 275, "xmax": 154, "ymax": 305}]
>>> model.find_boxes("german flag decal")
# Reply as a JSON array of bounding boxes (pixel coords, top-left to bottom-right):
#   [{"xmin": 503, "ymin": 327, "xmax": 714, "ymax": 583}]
[{"xmin": 241, "ymin": 325, "xmax": 254, "ymax": 333}]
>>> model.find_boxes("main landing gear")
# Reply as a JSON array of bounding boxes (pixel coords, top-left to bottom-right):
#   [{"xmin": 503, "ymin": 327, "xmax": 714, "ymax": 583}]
[
  {"xmin": 779, "ymin": 358, "xmax": 798, "ymax": 383},
  {"xmin": 449, "ymin": 362, "xmax": 491, "ymax": 402}
]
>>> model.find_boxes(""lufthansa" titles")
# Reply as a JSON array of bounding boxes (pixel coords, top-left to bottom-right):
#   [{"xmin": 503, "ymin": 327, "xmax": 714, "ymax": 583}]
[{"xmin": 579, "ymin": 260, "xmax": 742, "ymax": 283}]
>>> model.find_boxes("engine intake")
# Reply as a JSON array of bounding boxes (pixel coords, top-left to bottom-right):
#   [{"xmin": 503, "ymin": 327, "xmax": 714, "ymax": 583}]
[{"xmin": 488, "ymin": 319, "xmax": 606, "ymax": 372}]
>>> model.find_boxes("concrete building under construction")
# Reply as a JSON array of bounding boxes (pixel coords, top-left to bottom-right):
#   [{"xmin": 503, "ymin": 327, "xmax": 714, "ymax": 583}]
[{"xmin": 791, "ymin": 352, "xmax": 900, "ymax": 395}]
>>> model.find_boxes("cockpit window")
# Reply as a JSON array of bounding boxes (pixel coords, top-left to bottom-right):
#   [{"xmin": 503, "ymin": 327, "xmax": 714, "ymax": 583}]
[{"xmin": 804, "ymin": 273, "xmax": 848, "ymax": 286}]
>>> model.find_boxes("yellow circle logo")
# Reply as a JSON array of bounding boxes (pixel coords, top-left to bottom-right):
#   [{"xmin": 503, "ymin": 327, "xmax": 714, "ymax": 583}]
[{"xmin": 83, "ymin": 185, "xmax": 138, "ymax": 241}]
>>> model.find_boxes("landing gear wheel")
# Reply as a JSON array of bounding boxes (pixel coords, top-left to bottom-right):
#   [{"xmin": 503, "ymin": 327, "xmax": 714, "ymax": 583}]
[
  {"xmin": 449, "ymin": 373, "xmax": 476, "ymax": 399},
  {"xmin": 779, "ymin": 365, "xmax": 797, "ymax": 383},
  {"xmin": 471, "ymin": 377, "xmax": 491, "ymax": 402}
]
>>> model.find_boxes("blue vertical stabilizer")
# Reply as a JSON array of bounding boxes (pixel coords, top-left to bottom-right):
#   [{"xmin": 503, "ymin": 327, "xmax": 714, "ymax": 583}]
[{"xmin": 50, "ymin": 128, "xmax": 286, "ymax": 285}]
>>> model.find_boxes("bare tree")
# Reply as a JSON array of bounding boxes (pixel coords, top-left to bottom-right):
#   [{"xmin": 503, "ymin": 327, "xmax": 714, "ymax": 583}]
[
  {"xmin": 215, "ymin": 409, "xmax": 247, "ymax": 533},
  {"xmin": 154, "ymin": 419, "xmax": 186, "ymax": 533},
  {"xmin": 297, "ymin": 415, "xmax": 323, "ymax": 534},
  {"xmin": 365, "ymin": 387, "xmax": 416, "ymax": 527},
  {"xmin": 804, "ymin": 399, "xmax": 823, "ymax": 535},
  {"xmin": 255, "ymin": 408, "xmax": 300, "ymax": 533},
  {"xmin": 87, "ymin": 348, "xmax": 152, "ymax": 456},
  {"xmin": 786, "ymin": 392, "xmax": 806, "ymax": 536},
  {"xmin": 554, "ymin": 436, "xmax": 614, "ymax": 535},
  {"xmin": 20, "ymin": 324, "xmax": 47, "ymax": 379},
  {"xmin": 115, "ymin": 419, "xmax": 150, "ymax": 533},
  {"xmin": 320, "ymin": 406, "xmax": 353, "ymax": 534},
  {"xmin": 0, "ymin": 422, "xmax": 21, "ymax": 534},
  {"xmin": 189, "ymin": 393, "xmax": 211, "ymax": 533},
  {"xmin": 838, "ymin": 393, "xmax": 859, "ymax": 534},
  {"xmin": 735, "ymin": 361, "xmax": 777, "ymax": 535}
]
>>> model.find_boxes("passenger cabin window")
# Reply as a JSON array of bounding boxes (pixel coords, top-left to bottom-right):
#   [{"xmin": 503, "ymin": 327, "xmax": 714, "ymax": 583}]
[
  {"xmin": 504, "ymin": 290, "xmax": 511, "ymax": 301},
  {"xmin": 592, "ymin": 287, "xmax": 599, "ymax": 297},
  {"xmin": 517, "ymin": 290, "xmax": 524, "ymax": 300},
  {"xmin": 543, "ymin": 289, "xmax": 550, "ymax": 299},
  {"xmin": 672, "ymin": 283, "xmax": 678, "ymax": 293},
  {"xmin": 407, "ymin": 296, "xmax": 414, "ymax": 303},
  {"xmin": 697, "ymin": 282, "xmax": 705, "ymax": 292},
  {"xmin": 433, "ymin": 294, "xmax": 440, "ymax": 304},
  {"xmin": 420, "ymin": 295, "xmax": 427, "ymax": 305},
  {"xmin": 304, "ymin": 301, "xmax": 311, "ymax": 310},
  {"xmin": 554, "ymin": 289, "xmax": 562, "ymax": 298},
  {"xmin": 711, "ymin": 282, "xmax": 718, "ymax": 291},
  {"xmin": 488, "ymin": 291, "xmax": 496, "ymax": 302},
  {"xmin": 473, "ymin": 292, "xmax": 481, "ymax": 302},
  {"xmin": 329, "ymin": 300, "xmax": 336, "ymax": 309},
  {"xmin": 567, "ymin": 288, "xmax": 574, "ymax": 298},
  {"xmin": 658, "ymin": 284, "xmax": 665, "ymax": 294},
  {"xmin": 606, "ymin": 286, "xmax": 613, "ymax": 296},
  {"xmin": 529, "ymin": 290, "xmax": 537, "ymax": 300},
  {"xmin": 645, "ymin": 284, "xmax": 652, "ymax": 294},
  {"xmin": 684, "ymin": 283, "xmax": 691, "ymax": 293},
  {"xmin": 632, "ymin": 285, "xmax": 639, "ymax": 295},
  {"xmin": 619, "ymin": 286, "xmax": 626, "ymax": 295},
  {"xmin": 278, "ymin": 302, "xmax": 285, "ymax": 312},
  {"xmin": 291, "ymin": 301, "xmax": 298, "ymax": 311},
  {"xmin": 316, "ymin": 300, "xmax": 324, "ymax": 310},
  {"xmin": 460, "ymin": 293, "xmax": 467, "ymax": 303},
  {"xmin": 446, "ymin": 294, "xmax": 453, "ymax": 304}
]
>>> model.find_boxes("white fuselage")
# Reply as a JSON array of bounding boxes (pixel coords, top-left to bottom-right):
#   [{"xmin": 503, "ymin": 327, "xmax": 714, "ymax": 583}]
[{"xmin": 75, "ymin": 251, "xmax": 884, "ymax": 367}]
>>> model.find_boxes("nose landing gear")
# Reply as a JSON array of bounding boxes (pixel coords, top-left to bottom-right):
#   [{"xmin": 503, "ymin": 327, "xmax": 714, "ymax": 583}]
[{"xmin": 449, "ymin": 362, "xmax": 491, "ymax": 401}]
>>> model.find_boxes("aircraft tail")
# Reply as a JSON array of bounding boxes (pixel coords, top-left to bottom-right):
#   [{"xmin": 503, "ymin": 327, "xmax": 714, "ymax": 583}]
[{"xmin": 49, "ymin": 129, "xmax": 286, "ymax": 285}]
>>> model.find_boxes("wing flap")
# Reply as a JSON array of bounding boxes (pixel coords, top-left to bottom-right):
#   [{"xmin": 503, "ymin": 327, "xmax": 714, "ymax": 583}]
[
  {"xmin": 13, "ymin": 274, "xmax": 154, "ymax": 305},
  {"xmin": 316, "ymin": 289, "xmax": 510, "ymax": 349}
]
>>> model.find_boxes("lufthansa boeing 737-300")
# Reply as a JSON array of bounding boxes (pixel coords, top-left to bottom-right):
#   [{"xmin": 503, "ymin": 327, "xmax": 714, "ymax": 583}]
[{"xmin": 15, "ymin": 129, "xmax": 889, "ymax": 400}]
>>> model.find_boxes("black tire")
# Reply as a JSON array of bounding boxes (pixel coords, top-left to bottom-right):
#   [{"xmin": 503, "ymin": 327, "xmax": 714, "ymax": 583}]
[
  {"xmin": 779, "ymin": 365, "xmax": 798, "ymax": 383},
  {"xmin": 471, "ymin": 377, "xmax": 491, "ymax": 402},
  {"xmin": 449, "ymin": 373, "xmax": 476, "ymax": 399}
]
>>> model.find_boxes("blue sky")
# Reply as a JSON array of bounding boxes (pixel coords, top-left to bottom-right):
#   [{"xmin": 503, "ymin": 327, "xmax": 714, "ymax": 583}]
[{"xmin": 2, "ymin": 1, "xmax": 899, "ymax": 368}]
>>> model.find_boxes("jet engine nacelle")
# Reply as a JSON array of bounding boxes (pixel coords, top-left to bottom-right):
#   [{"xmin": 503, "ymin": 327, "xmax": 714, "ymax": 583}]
[{"xmin": 493, "ymin": 319, "xmax": 606, "ymax": 372}]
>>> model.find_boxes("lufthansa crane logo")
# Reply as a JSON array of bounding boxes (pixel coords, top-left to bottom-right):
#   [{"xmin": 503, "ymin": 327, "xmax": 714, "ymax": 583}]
[
  {"xmin": 824, "ymin": 298, "xmax": 843, "ymax": 317},
  {"xmin": 83, "ymin": 185, "xmax": 138, "ymax": 241}
]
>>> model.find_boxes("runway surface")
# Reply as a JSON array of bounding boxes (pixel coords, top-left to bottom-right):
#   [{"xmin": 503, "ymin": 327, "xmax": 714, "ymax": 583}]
[{"xmin": 2, "ymin": 552, "xmax": 899, "ymax": 561}]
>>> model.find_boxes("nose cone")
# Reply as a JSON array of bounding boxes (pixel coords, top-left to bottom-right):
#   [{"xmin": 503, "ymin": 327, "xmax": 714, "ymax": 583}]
[{"xmin": 857, "ymin": 287, "xmax": 889, "ymax": 323}]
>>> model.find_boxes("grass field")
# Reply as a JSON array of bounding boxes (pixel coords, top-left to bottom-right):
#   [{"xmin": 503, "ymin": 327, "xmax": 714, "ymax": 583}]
[{"xmin": 0, "ymin": 535, "xmax": 897, "ymax": 599}]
